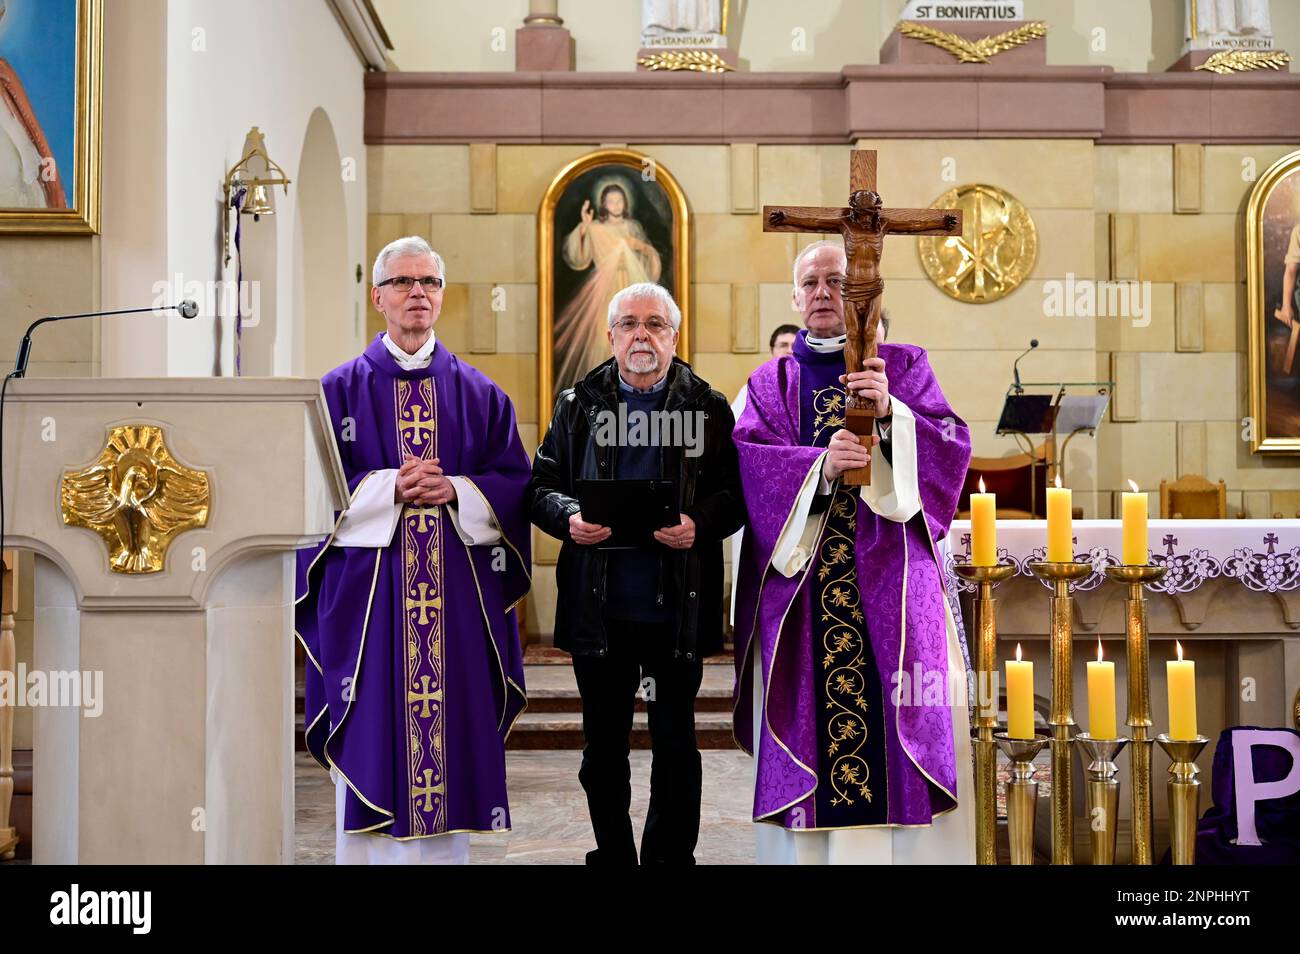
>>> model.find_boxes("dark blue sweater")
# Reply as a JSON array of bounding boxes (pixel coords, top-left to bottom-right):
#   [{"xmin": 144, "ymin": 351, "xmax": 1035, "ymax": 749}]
[{"xmin": 605, "ymin": 380, "xmax": 672, "ymax": 623}]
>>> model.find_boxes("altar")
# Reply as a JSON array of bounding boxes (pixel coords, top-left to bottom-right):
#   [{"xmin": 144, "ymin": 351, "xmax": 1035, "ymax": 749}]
[{"xmin": 945, "ymin": 518, "xmax": 1300, "ymax": 859}]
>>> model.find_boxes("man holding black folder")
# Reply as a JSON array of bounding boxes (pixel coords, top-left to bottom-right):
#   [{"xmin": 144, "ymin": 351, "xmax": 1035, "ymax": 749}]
[{"xmin": 531, "ymin": 282, "xmax": 744, "ymax": 865}]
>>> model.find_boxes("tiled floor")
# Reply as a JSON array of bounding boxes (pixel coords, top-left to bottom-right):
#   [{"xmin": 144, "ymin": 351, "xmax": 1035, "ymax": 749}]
[{"xmin": 295, "ymin": 749, "xmax": 758, "ymax": 865}]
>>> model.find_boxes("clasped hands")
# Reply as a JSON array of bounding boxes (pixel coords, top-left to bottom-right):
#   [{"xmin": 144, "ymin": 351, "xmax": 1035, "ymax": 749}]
[
  {"xmin": 395, "ymin": 452, "xmax": 457, "ymax": 506},
  {"xmin": 569, "ymin": 511, "xmax": 696, "ymax": 550}
]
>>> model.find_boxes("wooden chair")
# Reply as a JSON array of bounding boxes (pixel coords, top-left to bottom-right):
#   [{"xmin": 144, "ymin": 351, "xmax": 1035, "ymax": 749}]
[
  {"xmin": 958, "ymin": 445, "xmax": 1050, "ymax": 520},
  {"xmin": 1159, "ymin": 475, "xmax": 1227, "ymax": 519}
]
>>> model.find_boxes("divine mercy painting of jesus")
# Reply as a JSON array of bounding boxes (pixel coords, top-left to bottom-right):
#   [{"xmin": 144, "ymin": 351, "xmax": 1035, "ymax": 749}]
[{"xmin": 537, "ymin": 148, "xmax": 690, "ymax": 429}]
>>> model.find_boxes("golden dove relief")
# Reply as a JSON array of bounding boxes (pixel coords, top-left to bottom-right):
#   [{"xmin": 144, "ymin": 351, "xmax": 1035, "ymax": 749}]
[
  {"xmin": 897, "ymin": 21, "xmax": 1047, "ymax": 64},
  {"xmin": 60, "ymin": 425, "xmax": 210, "ymax": 574}
]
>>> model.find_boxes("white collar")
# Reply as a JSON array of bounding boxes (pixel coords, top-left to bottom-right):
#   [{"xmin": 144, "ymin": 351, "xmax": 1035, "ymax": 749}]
[
  {"xmin": 381, "ymin": 331, "xmax": 437, "ymax": 370},
  {"xmin": 804, "ymin": 333, "xmax": 847, "ymax": 354}
]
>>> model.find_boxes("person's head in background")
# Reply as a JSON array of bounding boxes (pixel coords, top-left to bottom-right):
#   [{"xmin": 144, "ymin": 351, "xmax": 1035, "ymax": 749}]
[
  {"xmin": 878, "ymin": 309, "xmax": 890, "ymax": 344},
  {"xmin": 769, "ymin": 324, "xmax": 799, "ymax": 358}
]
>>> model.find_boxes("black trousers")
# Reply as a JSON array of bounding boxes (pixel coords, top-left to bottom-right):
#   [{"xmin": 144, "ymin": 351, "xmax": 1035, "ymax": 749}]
[{"xmin": 571, "ymin": 618, "xmax": 704, "ymax": 865}]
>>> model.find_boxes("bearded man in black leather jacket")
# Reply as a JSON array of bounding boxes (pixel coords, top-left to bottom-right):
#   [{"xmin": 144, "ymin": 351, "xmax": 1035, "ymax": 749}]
[{"xmin": 531, "ymin": 282, "xmax": 744, "ymax": 865}]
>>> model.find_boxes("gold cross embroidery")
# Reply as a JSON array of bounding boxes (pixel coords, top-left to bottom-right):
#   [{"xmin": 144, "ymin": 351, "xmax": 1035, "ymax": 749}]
[
  {"xmin": 407, "ymin": 580, "xmax": 442, "ymax": 626},
  {"xmin": 411, "ymin": 767, "xmax": 439, "ymax": 813},
  {"xmin": 408, "ymin": 506, "xmax": 438, "ymax": 533},
  {"xmin": 408, "ymin": 673, "xmax": 438, "ymax": 719},
  {"xmin": 399, "ymin": 403, "xmax": 435, "ymax": 448}
]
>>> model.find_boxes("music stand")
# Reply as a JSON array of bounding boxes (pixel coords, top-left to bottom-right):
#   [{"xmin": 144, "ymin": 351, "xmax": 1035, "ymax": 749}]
[{"xmin": 996, "ymin": 379, "xmax": 1114, "ymax": 489}]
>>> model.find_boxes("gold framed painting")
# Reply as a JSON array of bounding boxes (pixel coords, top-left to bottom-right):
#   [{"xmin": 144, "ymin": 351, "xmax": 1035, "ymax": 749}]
[
  {"xmin": 1247, "ymin": 149, "xmax": 1300, "ymax": 454},
  {"xmin": 0, "ymin": 0, "xmax": 102, "ymax": 234},
  {"xmin": 537, "ymin": 148, "xmax": 690, "ymax": 435}
]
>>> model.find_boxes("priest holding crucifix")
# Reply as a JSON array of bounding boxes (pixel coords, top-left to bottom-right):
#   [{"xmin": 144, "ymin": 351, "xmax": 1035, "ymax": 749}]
[
  {"xmin": 763, "ymin": 153, "xmax": 959, "ymax": 475},
  {"xmin": 732, "ymin": 154, "xmax": 976, "ymax": 863}
]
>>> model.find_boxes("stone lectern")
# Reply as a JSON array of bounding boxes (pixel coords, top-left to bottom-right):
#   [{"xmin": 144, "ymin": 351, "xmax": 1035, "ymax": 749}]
[{"xmin": 1, "ymin": 378, "xmax": 347, "ymax": 864}]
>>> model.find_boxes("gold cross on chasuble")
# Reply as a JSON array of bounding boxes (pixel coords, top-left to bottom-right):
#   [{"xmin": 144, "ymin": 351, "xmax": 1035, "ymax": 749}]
[
  {"xmin": 409, "ymin": 506, "xmax": 439, "ymax": 533},
  {"xmin": 411, "ymin": 767, "xmax": 439, "ymax": 813},
  {"xmin": 408, "ymin": 580, "xmax": 442, "ymax": 626},
  {"xmin": 408, "ymin": 673, "xmax": 438, "ymax": 719},
  {"xmin": 399, "ymin": 403, "xmax": 435, "ymax": 447}
]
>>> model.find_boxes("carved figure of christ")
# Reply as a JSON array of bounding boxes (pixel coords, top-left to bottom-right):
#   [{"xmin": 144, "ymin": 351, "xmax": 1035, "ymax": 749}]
[{"xmin": 763, "ymin": 150, "xmax": 962, "ymax": 485}]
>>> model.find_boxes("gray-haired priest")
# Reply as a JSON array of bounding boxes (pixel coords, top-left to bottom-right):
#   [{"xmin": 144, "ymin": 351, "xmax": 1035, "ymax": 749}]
[
  {"xmin": 296, "ymin": 236, "xmax": 532, "ymax": 864},
  {"xmin": 530, "ymin": 282, "xmax": 744, "ymax": 864},
  {"xmin": 732, "ymin": 240, "xmax": 976, "ymax": 864}
]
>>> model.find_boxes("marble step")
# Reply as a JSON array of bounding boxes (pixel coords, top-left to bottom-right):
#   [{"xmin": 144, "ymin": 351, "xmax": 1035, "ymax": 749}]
[
  {"xmin": 508, "ymin": 710, "xmax": 737, "ymax": 751},
  {"xmin": 521, "ymin": 662, "xmax": 735, "ymax": 713},
  {"xmin": 295, "ymin": 663, "xmax": 737, "ymax": 751},
  {"xmin": 295, "ymin": 666, "xmax": 736, "ymax": 712},
  {"xmin": 524, "ymin": 687, "xmax": 733, "ymax": 713},
  {"xmin": 297, "ymin": 710, "xmax": 738, "ymax": 753}
]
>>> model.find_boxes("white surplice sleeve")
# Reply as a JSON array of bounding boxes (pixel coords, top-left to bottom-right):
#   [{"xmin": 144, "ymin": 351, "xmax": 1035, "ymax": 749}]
[
  {"xmin": 445, "ymin": 476, "xmax": 502, "ymax": 546},
  {"xmin": 769, "ymin": 451, "xmax": 830, "ymax": 579},
  {"xmin": 860, "ymin": 396, "xmax": 920, "ymax": 524},
  {"xmin": 331, "ymin": 472, "xmax": 502, "ymax": 548},
  {"xmin": 333, "ymin": 470, "xmax": 402, "ymax": 547}
]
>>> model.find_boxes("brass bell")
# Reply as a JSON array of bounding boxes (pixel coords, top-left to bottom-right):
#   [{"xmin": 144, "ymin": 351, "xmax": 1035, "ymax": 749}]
[{"xmin": 243, "ymin": 182, "xmax": 275, "ymax": 218}]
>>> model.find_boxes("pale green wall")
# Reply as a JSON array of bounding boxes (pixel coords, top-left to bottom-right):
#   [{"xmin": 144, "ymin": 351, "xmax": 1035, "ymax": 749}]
[{"xmin": 373, "ymin": 0, "xmax": 1300, "ymax": 73}]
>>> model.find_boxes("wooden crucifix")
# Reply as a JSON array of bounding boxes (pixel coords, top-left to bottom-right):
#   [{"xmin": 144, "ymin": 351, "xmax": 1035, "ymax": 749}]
[{"xmin": 763, "ymin": 150, "xmax": 962, "ymax": 486}]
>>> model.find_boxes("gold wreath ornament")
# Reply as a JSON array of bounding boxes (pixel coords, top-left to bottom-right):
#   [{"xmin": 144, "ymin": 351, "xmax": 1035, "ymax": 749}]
[{"xmin": 897, "ymin": 20, "xmax": 1048, "ymax": 64}]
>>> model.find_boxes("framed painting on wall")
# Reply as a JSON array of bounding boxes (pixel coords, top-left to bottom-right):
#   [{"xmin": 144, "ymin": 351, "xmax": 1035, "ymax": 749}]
[
  {"xmin": 537, "ymin": 148, "xmax": 690, "ymax": 434},
  {"xmin": 1248, "ymin": 149, "xmax": 1300, "ymax": 454},
  {"xmin": 0, "ymin": 0, "xmax": 101, "ymax": 234}
]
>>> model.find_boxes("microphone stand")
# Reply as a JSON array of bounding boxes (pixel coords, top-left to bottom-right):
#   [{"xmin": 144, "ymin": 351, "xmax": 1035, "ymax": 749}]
[
  {"xmin": 1011, "ymin": 338, "xmax": 1039, "ymax": 395},
  {"xmin": 1, "ymin": 302, "xmax": 196, "ymax": 573}
]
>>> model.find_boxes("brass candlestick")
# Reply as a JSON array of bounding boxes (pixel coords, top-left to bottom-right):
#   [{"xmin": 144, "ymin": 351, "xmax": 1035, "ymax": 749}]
[
  {"xmin": 996, "ymin": 732, "xmax": 1050, "ymax": 865},
  {"xmin": 1104, "ymin": 564, "xmax": 1167, "ymax": 866},
  {"xmin": 1076, "ymin": 733, "xmax": 1128, "ymax": 865},
  {"xmin": 1028, "ymin": 560, "xmax": 1092, "ymax": 865},
  {"xmin": 1156, "ymin": 734, "xmax": 1210, "ymax": 865},
  {"xmin": 952, "ymin": 562, "xmax": 1017, "ymax": 866}
]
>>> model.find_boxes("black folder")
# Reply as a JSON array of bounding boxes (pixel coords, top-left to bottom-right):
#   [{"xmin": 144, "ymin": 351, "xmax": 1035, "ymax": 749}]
[{"xmin": 575, "ymin": 479, "xmax": 679, "ymax": 548}]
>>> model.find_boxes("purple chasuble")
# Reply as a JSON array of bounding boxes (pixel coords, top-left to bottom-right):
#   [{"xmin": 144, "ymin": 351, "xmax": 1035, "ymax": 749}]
[
  {"xmin": 732, "ymin": 331, "xmax": 971, "ymax": 828},
  {"xmin": 296, "ymin": 334, "xmax": 531, "ymax": 838}
]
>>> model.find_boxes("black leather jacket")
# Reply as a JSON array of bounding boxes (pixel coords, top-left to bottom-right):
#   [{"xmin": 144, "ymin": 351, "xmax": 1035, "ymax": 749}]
[{"xmin": 530, "ymin": 357, "xmax": 744, "ymax": 659}]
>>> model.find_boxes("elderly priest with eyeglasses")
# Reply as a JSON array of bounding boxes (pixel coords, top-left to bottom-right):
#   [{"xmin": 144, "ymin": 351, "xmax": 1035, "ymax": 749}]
[{"xmin": 296, "ymin": 236, "xmax": 532, "ymax": 865}]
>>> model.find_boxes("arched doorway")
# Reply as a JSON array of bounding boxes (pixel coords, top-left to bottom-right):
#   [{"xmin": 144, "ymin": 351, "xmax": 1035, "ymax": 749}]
[
  {"xmin": 292, "ymin": 108, "xmax": 354, "ymax": 377},
  {"xmin": 237, "ymin": 204, "xmax": 277, "ymax": 376}
]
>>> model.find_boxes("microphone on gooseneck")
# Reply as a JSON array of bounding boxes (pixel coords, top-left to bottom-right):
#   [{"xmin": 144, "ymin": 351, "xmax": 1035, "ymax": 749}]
[
  {"xmin": 11, "ymin": 300, "xmax": 199, "ymax": 378},
  {"xmin": 1012, "ymin": 339, "xmax": 1039, "ymax": 394},
  {"xmin": 0, "ymin": 300, "xmax": 199, "ymax": 586}
]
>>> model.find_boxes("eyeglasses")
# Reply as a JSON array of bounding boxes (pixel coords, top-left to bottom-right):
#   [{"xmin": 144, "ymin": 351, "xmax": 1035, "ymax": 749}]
[
  {"xmin": 377, "ymin": 275, "xmax": 444, "ymax": 292},
  {"xmin": 612, "ymin": 317, "xmax": 673, "ymax": 335}
]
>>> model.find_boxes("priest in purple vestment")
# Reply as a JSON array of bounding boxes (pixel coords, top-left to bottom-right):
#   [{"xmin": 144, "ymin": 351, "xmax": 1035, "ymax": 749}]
[
  {"xmin": 296, "ymin": 236, "xmax": 531, "ymax": 865},
  {"xmin": 732, "ymin": 241, "xmax": 976, "ymax": 864}
]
